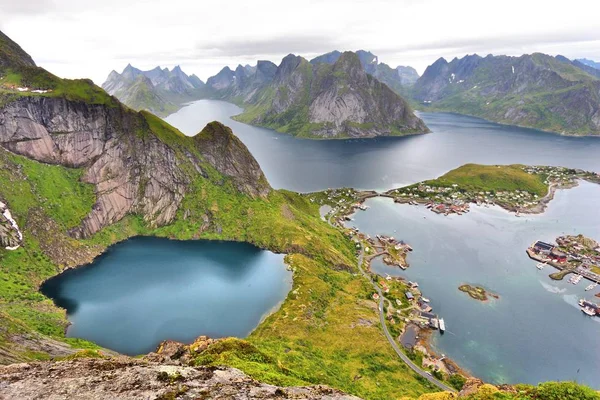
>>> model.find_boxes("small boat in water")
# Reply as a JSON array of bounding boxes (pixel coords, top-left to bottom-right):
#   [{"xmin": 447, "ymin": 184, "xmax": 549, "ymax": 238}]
[
  {"xmin": 536, "ymin": 262, "xmax": 546, "ymax": 270},
  {"xmin": 582, "ymin": 307, "xmax": 597, "ymax": 317},
  {"xmin": 585, "ymin": 283, "xmax": 598, "ymax": 291},
  {"xmin": 438, "ymin": 318, "xmax": 446, "ymax": 333},
  {"xmin": 569, "ymin": 274, "xmax": 583, "ymax": 285},
  {"xmin": 421, "ymin": 297, "xmax": 430, "ymax": 303}
]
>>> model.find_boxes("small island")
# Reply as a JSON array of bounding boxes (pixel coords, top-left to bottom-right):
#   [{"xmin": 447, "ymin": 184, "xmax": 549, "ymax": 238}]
[{"xmin": 458, "ymin": 284, "xmax": 498, "ymax": 302}]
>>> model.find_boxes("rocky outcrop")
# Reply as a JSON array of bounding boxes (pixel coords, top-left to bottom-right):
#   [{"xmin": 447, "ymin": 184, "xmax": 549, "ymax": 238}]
[
  {"xmin": 193, "ymin": 122, "xmax": 271, "ymax": 198},
  {"xmin": 306, "ymin": 52, "xmax": 428, "ymax": 137},
  {"xmin": 0, "ymin": 201, "xmax": 22, "ymax": 249},
  {"xmin": 202, "ymin": 51, "xmax": 425, "ymax": 138},
  {"xmin": 0, "ymin": 92, "xmax": 270, "ymax": 238},
  {"xmin": 0, "ymin": 357, "xmax": 361, "ymax": 400},
  {"xmin": 411, "ymin": 53, "xmax": 600, "ymax": 136}
]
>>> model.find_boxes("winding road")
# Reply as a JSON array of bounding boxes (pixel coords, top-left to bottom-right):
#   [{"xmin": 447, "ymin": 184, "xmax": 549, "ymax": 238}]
[
  {"xmin": 355, "ymin": 243, "xmax": 457, "ymax": 393},
  {"xmin": 326, "ymin": 204, "xmax": 456, "ymax": 392}
]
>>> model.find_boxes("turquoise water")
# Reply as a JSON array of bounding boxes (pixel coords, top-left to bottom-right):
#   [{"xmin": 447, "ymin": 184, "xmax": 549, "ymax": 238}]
[
  {"xmin": 41, "ymin": 238, "xmax": 292, "ymax": 355},
  {"xmin": 349, "ymin": 181, "xmax": 600, "ymax": 387}
]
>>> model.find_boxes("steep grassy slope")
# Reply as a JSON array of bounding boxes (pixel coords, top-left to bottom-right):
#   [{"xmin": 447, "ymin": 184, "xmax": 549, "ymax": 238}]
[
  {"xmin": 411, "ymin": 53, "xmax": 600, "ymax": 136},
  {"xmin": 0, "ymin": 31, "xmax": 438, "ymax": 399},
  {"xmin": 420, "ymin": 164, "xmax": 548, "ymax": 196}
]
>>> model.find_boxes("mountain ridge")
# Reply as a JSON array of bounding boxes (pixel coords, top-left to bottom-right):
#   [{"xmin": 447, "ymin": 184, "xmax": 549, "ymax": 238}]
[
  {"xmin": 411, "ymin": 52, "xmax": 600, "ymax": 136},
  {"xmin": 205, "ymin": 51, "xmax": 428, "ymax": 138}
]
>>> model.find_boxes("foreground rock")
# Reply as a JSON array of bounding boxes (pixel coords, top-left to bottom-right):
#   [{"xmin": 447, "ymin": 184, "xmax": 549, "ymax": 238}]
[{"xmin": 0, "ymin": 357, "xmax": 361, "ymax": 400}]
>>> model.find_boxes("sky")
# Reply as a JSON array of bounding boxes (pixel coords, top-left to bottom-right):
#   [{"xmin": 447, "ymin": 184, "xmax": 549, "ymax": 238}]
[{"xmin": 1, "ymin": 0, "xmax": 599, "ymax": 85}]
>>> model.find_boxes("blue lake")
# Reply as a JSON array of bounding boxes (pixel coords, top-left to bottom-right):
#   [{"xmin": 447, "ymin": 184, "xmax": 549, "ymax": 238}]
[{"xmin": 41, "ymin": 238, "xmax": 292, "ymax": 355}]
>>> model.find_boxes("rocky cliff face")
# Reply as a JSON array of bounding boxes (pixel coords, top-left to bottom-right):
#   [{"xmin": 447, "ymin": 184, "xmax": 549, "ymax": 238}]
[
  {"xmin": 0, "ymin": 94, "xmax": 270, "ymax": 238},
  {"xmin": 0, "ymin": 201, "xmax": 22, "ymax": 249},
  {"xmin": 238, "ymin": 51, "xmax": 428, "ymax": 138},
  {"xmin": 412, "ymin": 53, "xmax": 600, "ymax": 136},
  {"xmin": 194, "ymin": 122, "xmax": 271, "ymax": 198},
  {"xmin": 0, "ymin": 96, "xmax": 188, "ymax": 237}
]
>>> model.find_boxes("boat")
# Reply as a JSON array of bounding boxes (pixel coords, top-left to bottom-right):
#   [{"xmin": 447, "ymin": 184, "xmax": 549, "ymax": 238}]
[
  {"xmin": 582, "ymin": 307, "xmax": 597, "ymax": 317},
  {"xmin": 585, "ymin": 283, "xmax": 598, "ymax": 291},
  {"xmin": 421, "ymin": 297, "xmax": 430, "ymax": 303},
  {"xmin": 536, "ymin": 262, "xmax": 546, "ymax": 270},
  {"xmin": 569, "ymin": 274, "xmax": 583, "ymax": 285},
  {"xmin": 438, "ymin": 318, "xmax": 446, "ymax": 333}
]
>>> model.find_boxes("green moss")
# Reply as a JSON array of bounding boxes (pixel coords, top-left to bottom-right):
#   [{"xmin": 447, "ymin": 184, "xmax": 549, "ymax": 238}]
[{"xmin": 0, "ymin": 66, "xmax": 118, "ymax": 107}]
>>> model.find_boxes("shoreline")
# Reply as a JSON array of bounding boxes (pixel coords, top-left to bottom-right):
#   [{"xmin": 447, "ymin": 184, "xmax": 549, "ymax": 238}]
[{"xmin": 417, "ymin": 328, "xmax": 472, "ymax": 379}]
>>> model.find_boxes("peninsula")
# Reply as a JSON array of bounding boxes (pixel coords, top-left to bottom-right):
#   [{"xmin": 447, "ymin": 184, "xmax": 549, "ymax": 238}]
[{"xmin": 385, "ymin": 164, "xmax": 600, "ymax": 216}]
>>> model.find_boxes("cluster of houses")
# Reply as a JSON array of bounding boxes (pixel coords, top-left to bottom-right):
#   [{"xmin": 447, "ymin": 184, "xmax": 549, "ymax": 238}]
[
  {"xmin": 524, "ymin": 166, "xmax": 600, "ymax": 186},
  {"xmin": 388, "ymin": 181, "xmax": 543, "ymax": 214},
  {"xmin": 531, "ymin": 240, "xmax": 568, "ymax": 263}
]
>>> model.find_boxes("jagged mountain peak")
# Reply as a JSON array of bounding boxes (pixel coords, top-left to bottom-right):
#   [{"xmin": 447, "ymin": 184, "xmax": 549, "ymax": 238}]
[
  {"xmin": 193, "ymin": 121, "xmax": 271, "ymax": 198},
  {"xmin": 101, "ymin": 63, "xmax": 206, "ymax": 116}
]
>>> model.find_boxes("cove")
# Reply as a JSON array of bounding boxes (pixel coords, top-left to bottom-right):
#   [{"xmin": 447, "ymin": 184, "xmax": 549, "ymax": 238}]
[
  {"xmin": 165, "ymin": 100, "xmax": 600, "ymax": 193},
  {"xmin": 348, "ymin": 181, "xmax": 600, "ymax": 388},
  {"xmin": 41, "ymin": 237, "xmax": 292, "ymax": 355}
]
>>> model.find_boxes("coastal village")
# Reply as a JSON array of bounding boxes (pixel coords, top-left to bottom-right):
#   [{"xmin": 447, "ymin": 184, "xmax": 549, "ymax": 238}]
[
  {"xmin": 308, "ymin": 171, "xmax": 600, "ymax": 386},
  {"xmin": 309, "ymin": 189, "xmax": 457, "ymax": 379},
  {"xmin": 528, "ymin": 234, "xmax": 600, "ymax": 317},
  {"xmin": 384, "ymin": 166, "xmax": 600, "ymax": 216}
]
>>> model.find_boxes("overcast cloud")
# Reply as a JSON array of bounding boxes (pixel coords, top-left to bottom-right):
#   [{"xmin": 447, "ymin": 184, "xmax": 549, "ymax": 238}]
[{"xmin": 1, "ymin": 0, "xmax": 599, "ymax": 84}]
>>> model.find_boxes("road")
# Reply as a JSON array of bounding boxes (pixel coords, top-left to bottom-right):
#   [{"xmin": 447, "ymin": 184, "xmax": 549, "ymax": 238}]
[
  {"xmin": 355, "ymin": 245, "xmax": 457, "ymax": 393},
  {"xmin": 326, "ymin": 204, "xmax": 456, "ymax": 392}
]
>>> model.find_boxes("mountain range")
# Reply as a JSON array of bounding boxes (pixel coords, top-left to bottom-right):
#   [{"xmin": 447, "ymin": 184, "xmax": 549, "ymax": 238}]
[
  {"xmin": 310, "ymin": 50, "xmax": 420, "ymax": 93},
  {"xmin": 102, "ymin": 64, "xmax": 206, "ymax": 116},
  {"xmin": 576, "ymin": 58, "xmax": 600, "ymax": 70},
  {"xmin": 204, "ymin": 51, "xmax": 428, "ymax": 138},
  {"xmin": 411, "ymin": 53, "xmax": 600, "ymax": 135},
  {"xmin": 1, "ymin": 30, "xmax": 600, "ymax": 400}
]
